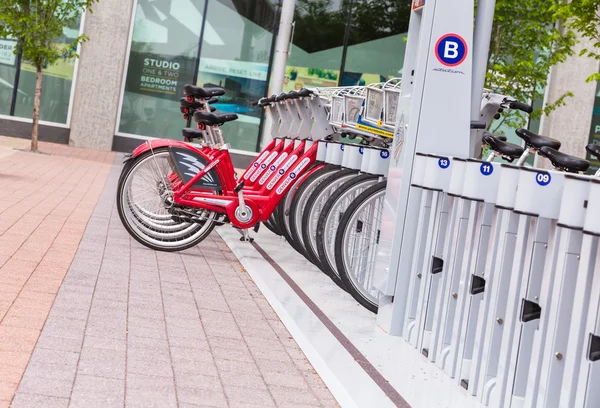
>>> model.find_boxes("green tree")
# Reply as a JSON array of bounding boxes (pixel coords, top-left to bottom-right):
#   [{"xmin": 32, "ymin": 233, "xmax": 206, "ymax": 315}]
[
  {"xmin": 0, "ymin": 0, "xmax": 98, "ymax": 152},
  {"xmin": 487, "ymin": 0, "xmax": 577, "ymax": 133}
]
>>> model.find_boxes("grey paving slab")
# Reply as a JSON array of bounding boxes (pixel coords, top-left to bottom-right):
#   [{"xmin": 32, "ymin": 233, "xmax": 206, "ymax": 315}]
[{"xmin": 11, "ymin": 158, "xmax": 338, "ymax": 407}]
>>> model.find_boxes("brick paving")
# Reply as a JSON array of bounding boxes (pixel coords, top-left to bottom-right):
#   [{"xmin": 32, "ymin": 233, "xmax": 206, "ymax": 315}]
[{"xmin": 0, "ymin": 139, "xmax": 338, "ymax": 408}]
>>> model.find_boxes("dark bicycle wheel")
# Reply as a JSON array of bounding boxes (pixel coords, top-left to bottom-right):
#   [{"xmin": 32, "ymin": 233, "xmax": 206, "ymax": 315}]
[
  {"xmin": 288, "ymin": 165, "xmax": 341, "ymax": 261},
  {"xmin": 315, "ymin": 174, "xmax": 379, "ymax": 287}
]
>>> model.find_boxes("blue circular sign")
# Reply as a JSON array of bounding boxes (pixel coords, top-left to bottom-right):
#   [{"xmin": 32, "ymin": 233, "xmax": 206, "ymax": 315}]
[
  {"xmin": 380, "ymin": 150, "xmax": 390, "ymax": 159},
  {"xmin": 480, "ymin": 163, "xmax": 494, "ymax": 176},
  {"xmin": 438, "ymin": 158, "xmax": 450, "ymax": 169},
  {"xmin": 536, "ymin": 172, "xmax": 551, "ymax": 186},
  {"xmin": 270, "ymin": 165, "xmax": 276, "ymax": 171},
  {"xmin": 278, "ymin": 169, "xmax": 285, "ymax": 175},
  {"xmin": 290, "ymin": 172, "xmax": 297, "ymax": 179},
  {"xmin": 435, "ymin": 34, "xmax": 468, "ymax": 67},
  {"xmin": 261, "ymin": 163, "xmax": 267, "ymax": 169},
  {"xmin": 253, "ymin": 162, "xmax": 259, "ymax": 167},
  {"xmin": 359, "ymin": 147, "xmax": 364, "ymax": 155}
]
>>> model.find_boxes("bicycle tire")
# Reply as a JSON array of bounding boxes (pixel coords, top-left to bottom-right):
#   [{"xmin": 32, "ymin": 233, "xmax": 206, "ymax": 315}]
[
  {"xmin": 274, "ymin": 163, "xmax": 326, "ymax": 254},
  {"xmin": 334, "ymin": 180, "xmax": 387, "ymax": 313},
  {"xmin": 289, "ymin": 165, "xmax": 340, "ymax": 260},
  {"xmin": 315, "ymin": 174, "xmax": 379, "ymax": 287},
  {"xmin": 301, "ymin": 169, "xmax": 358, "ymax": 268},
  {"xmin": 117, "ymin": 147, "xmax": 216, "ymax": 252}
]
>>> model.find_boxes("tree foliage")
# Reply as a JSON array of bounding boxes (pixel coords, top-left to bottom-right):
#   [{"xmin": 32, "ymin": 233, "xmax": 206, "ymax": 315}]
[
  {"xmin": 0, "ymin": 0, "xmax": 98, "ymax": 151},
  {"xmin": 0, "ymin": 0, "xmax": 97, "ymax": 69},
  {"xmin": 486, "ymin": 0, "xmax": 577, "ymax": 133}
]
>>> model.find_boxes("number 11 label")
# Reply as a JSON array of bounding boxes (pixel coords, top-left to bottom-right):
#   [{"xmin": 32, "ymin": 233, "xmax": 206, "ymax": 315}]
[{"xmin": 480, "ymin": 163, "xmax": 493, "ymax": 176}]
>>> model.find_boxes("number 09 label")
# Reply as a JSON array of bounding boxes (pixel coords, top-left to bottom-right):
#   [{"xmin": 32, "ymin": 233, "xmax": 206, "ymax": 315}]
[{"xmin": 535, "ymin": 172, "xmax": 551, "ymax": 186}]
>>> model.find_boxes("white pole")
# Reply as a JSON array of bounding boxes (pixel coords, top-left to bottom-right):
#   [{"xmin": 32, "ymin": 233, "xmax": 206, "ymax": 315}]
[
  {"xmin": 260, "ymin": 0, "xmax": 296, "ymax": 148},
  {"xmin": 470, "ymin": 0, "xmax": 496, "ymax": 158}
]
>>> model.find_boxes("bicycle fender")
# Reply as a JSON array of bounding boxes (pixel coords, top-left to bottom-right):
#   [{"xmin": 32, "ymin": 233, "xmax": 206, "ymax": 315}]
[{"xmin": 128, "ymin": 139, "xmax": 192, "ymax": 161}]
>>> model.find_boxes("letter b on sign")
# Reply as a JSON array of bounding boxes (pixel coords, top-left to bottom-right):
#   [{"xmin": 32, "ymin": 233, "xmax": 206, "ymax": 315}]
[
  {"xmin": 444, "ymin": 42, "xmax": 459, "ymax": 59},
  {"xmin": 435, "ymin": 34, "xmax": 468, "ymax": 67}
]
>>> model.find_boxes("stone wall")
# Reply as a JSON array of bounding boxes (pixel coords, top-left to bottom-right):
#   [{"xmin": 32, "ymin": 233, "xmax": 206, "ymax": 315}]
[{"xmin": 68, "ymin": 0, "xmax": 135, "ymax": 151}]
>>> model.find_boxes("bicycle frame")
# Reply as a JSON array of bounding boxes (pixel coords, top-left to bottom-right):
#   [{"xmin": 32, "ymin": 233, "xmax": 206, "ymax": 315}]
[{"xmin": 160, "ymin": 139, "xmax": 318, "ymax": 229}]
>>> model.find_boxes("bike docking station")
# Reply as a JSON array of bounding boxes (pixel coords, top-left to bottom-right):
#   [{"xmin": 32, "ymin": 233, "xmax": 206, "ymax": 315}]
[
  {"xmin": 369, "ymin": 0, "xmax": 600, "ymax": 406},
  {"xmin": 117, "ymin": 0, "xmax": 600, "ymax": 406}
]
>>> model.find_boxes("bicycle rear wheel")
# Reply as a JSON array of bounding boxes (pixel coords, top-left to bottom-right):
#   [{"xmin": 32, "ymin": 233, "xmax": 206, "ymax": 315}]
[
  {"xmin": 315, "ymin": 174, "xmax": 379, "ymax": 287},
  {"xmin": 334, "ymin": 180, "xmax": 387, "ymax": 313},
  {"xmin": 288, "ymin": 165, "xmax": 340, "ymax": 260},
  {"xmin": 301, "ymin": 169, "xmax": 358, "ymax": 268},
  {"xmin": 117, "ymin": 147, "xmax": 217, "ymax": 252}
]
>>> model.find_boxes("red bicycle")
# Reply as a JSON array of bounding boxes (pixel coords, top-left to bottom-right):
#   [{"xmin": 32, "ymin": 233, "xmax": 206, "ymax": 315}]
[{"xmin": 117, "ymin": 85, "xmax": 326, "ymax": 251}]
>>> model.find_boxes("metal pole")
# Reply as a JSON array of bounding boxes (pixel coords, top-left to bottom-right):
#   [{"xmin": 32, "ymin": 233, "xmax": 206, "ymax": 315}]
[
  {"xmin": 260, "ymin": 0, "xmax": 296, "ymax": 148},
  {"xmin": 470, "ymin": 0, "xmax": 496, "ymax": 158}
]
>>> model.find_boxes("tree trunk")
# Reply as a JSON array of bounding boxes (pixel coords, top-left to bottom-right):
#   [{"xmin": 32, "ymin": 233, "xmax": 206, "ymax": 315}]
[{"xmin": 31, "ymin": 65, "xmax": 43, "ymax": 152}]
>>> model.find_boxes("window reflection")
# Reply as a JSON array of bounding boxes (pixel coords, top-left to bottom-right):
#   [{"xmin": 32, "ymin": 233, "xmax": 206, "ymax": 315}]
[{"xmin": 14, "ymin": 19, "xmax": 82, "ymax": 123}]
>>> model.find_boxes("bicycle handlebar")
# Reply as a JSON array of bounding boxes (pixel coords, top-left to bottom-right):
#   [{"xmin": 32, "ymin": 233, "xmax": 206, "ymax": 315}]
[{"xmin": 508, "ymin": 100, "xmax": 533, "ymax": 114}]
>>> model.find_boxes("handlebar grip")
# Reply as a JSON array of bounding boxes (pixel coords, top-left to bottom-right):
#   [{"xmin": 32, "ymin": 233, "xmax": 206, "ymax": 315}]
[
  {"xmin": 470, "ymin": 121, "xmax": 487, "ymax": 130},
  {"xmin": 508, "ymin": 101, "xmax": 533, "ymax": 114}
]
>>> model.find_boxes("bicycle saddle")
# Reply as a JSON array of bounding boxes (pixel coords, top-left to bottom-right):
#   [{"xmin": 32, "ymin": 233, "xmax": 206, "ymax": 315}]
[
  {"xmin": 287, "ymin": 91, "xmax": 299, "ymax": 99},
  {"xmin": 586, "ymin": 143, "xmax": 600, "ymax": 162},
  {"xmin": 180, "ymin": 105, "xmax": 216, "ymax": 115},
  {"xmin": 539, "ymin": 146, "xmax": 590, "ymax": 173},
  {"xmin": 206, "ymin": 96, "xmax": 219, "ymax": 105},
  {"xmin": 515, "ymin": 128, "xmax": 561, "ymax": 150},
  {"xmin": 193, "ymin": 111, "xmax": 238, "ymax": 126},
  {"xmin": 184, "ymin": 84, "xmax": 225, "ymax": 98},
  {"xmin": 297, "ymin": 88, "xmax": 313, "ymax": 97},
  {"xmin": 182, "ymin": 128, "xmax": 204, "ymax": 140},
  {"xmin": 275, "ymin": 93, "xmax": 287, "ymax": 102},
  {"xmin": 180, "ymin": 97, "xmax": 204, "ymax": 110},
  {"xmin": 483, "ymin": 132, "xmax": 524, "ymax": 159}
]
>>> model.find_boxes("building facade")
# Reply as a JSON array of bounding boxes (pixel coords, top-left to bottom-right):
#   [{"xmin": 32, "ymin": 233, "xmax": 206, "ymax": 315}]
[{"xmin": 0, "ymin": 0, "xmax": 598, "ymax": 171}]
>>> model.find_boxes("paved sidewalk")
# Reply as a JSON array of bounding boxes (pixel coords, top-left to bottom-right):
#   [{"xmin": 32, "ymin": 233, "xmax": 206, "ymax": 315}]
[{"xmin": 0, "ymin": 139, "xmax": 337, "ymax": 408}]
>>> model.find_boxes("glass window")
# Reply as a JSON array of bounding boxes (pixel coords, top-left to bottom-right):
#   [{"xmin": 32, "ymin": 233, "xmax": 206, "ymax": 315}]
[
  {"xmin": 0, "ymin": 37, "xmax": 18, "ymax": 116},
  {"xmin": 586, "ymin": 81, "xmax": 600, "ymax": 174},
  {"xmin": 341, "ymin": 0, "xmax": 411, "ymax": 86},
  {"xmin": 119, "ymin": 0, "xmax": 206, "ymax": 138},
  {"xmin": 282, "ymin": 0, "xmax": 348, "ymax": 92},
  {"xmin": 196, "ymin": 0, "xmax": 278, "ymax": 152},
  {"xmin": 14, "ymin": 18, "xmax": 81, "ymax": 123}
]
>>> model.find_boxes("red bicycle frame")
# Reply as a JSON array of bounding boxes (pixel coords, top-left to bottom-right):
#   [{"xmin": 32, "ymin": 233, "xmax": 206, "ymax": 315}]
[{"xmin": 131, "ymin": 138, "xmax": 320, "ymax": 229}]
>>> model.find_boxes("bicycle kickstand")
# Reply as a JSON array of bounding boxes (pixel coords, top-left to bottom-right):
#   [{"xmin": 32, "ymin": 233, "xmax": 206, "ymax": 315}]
[{"xmin": 240, "ymin": 229, "xmax": 254, "ymax": 243}]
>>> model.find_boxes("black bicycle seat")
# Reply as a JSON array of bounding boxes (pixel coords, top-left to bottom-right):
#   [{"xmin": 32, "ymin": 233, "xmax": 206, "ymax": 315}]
[
  {"xmin": 182, "ymin": 128, "xmax": 204, "ymax": 140},
  {"xmin": 193, "ymin": 111, "xmax": 238, "ymax": 126},
  {"xmin": 539, "ymin": 146, "xmax": 590, "ymax": 173},
  {"xmin": 275, "ymin": 93, "xmax": 287, "ymax": 102},
  {"xmin": 287, "ymin": 91, "xmax": 300, "ymax": 99},
  {"xmin": 184, "ymin": 84, "xmax": 225, "ymax": 98},
  {"xmin": 515, "ymin": 128, "xmax": 561, "ymax": 150},
  {"xmin": 206, "ymin": 96, "xmax": 219, "ymax": 105},
  {"xmin": 586, "ymin": 143, "xmax": 600, "ymax": 161},
  {"xmin": 483, "ymin": 132, "xmax": 524, "ymax": 159},
  {"xmin": 297, "ymin": 88, "xmax": 313, "ymax": 97},
  {"xmin": 481, "ymin": 132, "xmax": 507, "ymax": 142},
  {"xmin": 210, "ymin": 106, "xmax": 216, "ymax": 112},
  {"xmin": 180, "ymin": 97, "xmax": 203, "ymax": 110}
]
